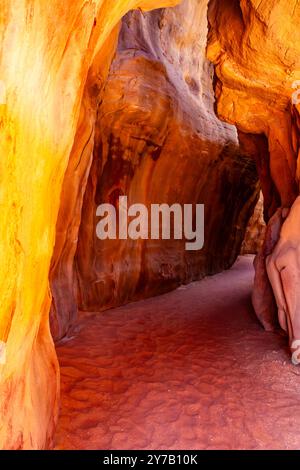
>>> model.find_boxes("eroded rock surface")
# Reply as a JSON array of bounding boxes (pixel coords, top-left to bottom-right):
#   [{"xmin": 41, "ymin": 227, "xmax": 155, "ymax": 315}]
[
  {"xmin": 50, "ymin": 1, "xmax": 259, "ymax": 337},
  {"xmin": 266, "ymin": 197, "xmax": 300, "ymax": 364},
  {"xmin": 208, "ymin": 0, "xmax": 300, "ymax": 213},
  {"xmin": 207, "ymin": 0, "xmax": 300, "ymax": 359},
  {"xmin": 252, "ymin": 208, "xmax": 287, "ymax": 332},
  {"xmin": 0, "ymin": 0, "xmax": 180, "ymax": 450},
  {"xmin": 56, "ymin": 257, "xmax": 300, "ymax": 450},
  {"xmin": 241, "ymin": 193, "xmax": 266, "ymax": 255},
  {"xmin": 2, "ymin": 0, "xmax": 299, "ymax": 452}
]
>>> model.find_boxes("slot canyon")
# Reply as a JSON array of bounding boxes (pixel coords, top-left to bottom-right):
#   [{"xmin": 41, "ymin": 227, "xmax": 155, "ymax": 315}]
[{"xmin": 1, "ymin": 0, "xmax": 300, "ymax": 451}]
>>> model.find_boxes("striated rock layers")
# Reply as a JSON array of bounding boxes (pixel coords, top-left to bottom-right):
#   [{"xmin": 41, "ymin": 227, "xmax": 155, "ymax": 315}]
[
  {"xmin": 3, "ymin": 0, "xmax": 294, "ymax": 450},
  {"xmin": 241, "ymin": 192, "xmax": 266, "ymax": 255},
  {"xmin": 51, "ymin": 0, "xmax": 259, "ymax": 340},
  {"xmin": 207, "ymin": 0, "xmax": 300, "ymax": 357},
  {"xmin": 0, "ymin": 0, "xmax": 181, "ymax": 450}
]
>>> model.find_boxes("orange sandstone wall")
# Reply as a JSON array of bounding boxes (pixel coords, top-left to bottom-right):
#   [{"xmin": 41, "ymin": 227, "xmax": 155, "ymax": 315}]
[
  {"xmin": 50, "ymin": 1, "xmax": 259, "ymax": 339},
  {"xmin": 207, "ymin": 0, "xmax": 300, "ymax": 353},
  {"xmin": 241, "ymin": 192, "xmax": 266, "ymax": 255},
  {"xmin": 207, "ymin": 0, "xmax": 300, "ymax": 215},
  {"xmin": 76, "ymin": 4, "xmax": 259, "ymax": 313},
  {"xmin": 0, "ymin": 0, "xmax": 180, "ymax": 450}
]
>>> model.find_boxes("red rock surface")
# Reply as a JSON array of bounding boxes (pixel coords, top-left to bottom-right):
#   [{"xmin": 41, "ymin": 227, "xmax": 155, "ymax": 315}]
[
  {"xmin": 2, "ymin": 0, "xmax": 300, "ymax": 450},
  {"xmin": 56, "ymin": 256, "xmax": 300, "ymax": 450},
  {"xmin": 207, "ymin": 0, "xmax": 300, "ymax": 362},
  {"xmin": 0, "ymin": 0, "xmax": 180, "ymax": 450},
  {"xmin": 241, "ymin": 192, "xmax": 266, "ymax": 255},
  {"xmin": 51, "ymin": 2, "xmax": 259, "ymax": 340}
]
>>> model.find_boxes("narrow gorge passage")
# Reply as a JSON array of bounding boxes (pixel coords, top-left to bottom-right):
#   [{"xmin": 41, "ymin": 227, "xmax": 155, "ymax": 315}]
[{"xmin": 55, "ymin": 256, "xmax": 300, "ymax": 450}]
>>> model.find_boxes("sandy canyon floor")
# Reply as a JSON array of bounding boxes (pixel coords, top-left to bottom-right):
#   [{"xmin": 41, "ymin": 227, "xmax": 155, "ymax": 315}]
[{"xmin": 55, "ymin": 256, "xmax": 300, "ymax": 450}]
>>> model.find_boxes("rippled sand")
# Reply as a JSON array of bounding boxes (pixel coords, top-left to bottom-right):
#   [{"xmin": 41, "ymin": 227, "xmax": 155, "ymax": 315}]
[{"xmin": 55, "ymin": 256, "xmax": 300, "ymax": 450}]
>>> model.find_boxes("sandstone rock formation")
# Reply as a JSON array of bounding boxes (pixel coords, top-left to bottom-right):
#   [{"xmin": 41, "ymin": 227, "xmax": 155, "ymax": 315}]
[
  {"xmin": 207, "ymin": 0, "xmax": 300, "ymax": 358},
  {"xmin": 241, "ymin": 192, "xmax": 266, "ymax": 255},
  {"xmin": 208, "ymin": 0, "xmax": 300, "ymax": 213},
  {"xmin": 51, "ymin": 1, "xmax": 259, "ymax": 339},
  {"xmin": 2, "ymin": 0, "xmax": 299, "ymax": 452},
  {"xmin": 0, "ymin": 0, "xmax": 181, "ymax": 450},
  {"xmin": 252, "ymin": 207, "xmax": 287, "ymax": 332}
]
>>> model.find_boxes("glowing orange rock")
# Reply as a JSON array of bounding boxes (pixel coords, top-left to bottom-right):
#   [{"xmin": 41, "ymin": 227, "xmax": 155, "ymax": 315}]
[
  {"xmin": 51, "ymin": 1, "xmax": 259, "ymax": 339},
  {"xmin": 207, "ymin": 0, "xmax": 300, "ymax": 361},
  {"xmin": 0, "ymin": 0, "xmax": 180, "ymax": 450}
]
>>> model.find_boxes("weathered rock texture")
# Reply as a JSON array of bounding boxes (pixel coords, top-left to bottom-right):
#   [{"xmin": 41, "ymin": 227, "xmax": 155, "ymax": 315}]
[
  {"xmin": 252, "ymin": 207, "xmax": 287, "ymax": 332},
  {"xmin": 207, "ymin": 0, "xmax": 300, "ymax": 357},
  {"xmin": 241, "ymin": 192, "xmax": 266, "ymax": 255},
  {"xmin": 0, "ymin": 0, "xmax": 181, "ymax": 450},
  {"xmin": 266, "ymin": 198, "xmax": 300, "ymax": 364},
  {"xmin": 3, "ymin": 0, "xmax": 297, "ymax": 452},
  {"xmin": 50, "ymin": 0, "xmax": 259, "ymax": 339},
  {"xmin": 56, "ymin": 257, "xmax": 300, "ymax": 451}
]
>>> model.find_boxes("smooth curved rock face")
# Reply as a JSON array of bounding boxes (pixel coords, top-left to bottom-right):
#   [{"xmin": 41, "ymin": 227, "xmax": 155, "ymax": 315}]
[
  {"xmin": 49, "ymin": 24, "xmax": 121, "ymax": 342},
  {"xmin": 266, "ymin": 197, "xmax": 300, "ymax": 363},
  {"xmin": 207, "ymin": 0, "xmax": 300, "ymax": 213},
  {"xmin": 0, "ymin": 0, "xmax": 180, "ymax": 450},
  {"xmin": 207, "ymin": 1, "xmax": 300, "ymax": 360},
  {"xmin": 252, "ymin": 208, "xmax": 286, "ymax": 332},
  {"xmin": 241, "ymin": 192, "xmax": 266, "ymax": 255},
  {"xmin": 72, "ymin": 1, "xmax": 258, "ymax": 316},
  {"xmin": 2, "ymin": 0, "xmax": 293, "ymax": 451}
]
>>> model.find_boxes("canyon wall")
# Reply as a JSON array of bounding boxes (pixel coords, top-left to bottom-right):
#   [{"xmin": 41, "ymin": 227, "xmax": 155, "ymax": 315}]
[
  {"xmin": 207, "ymin": 0, "xmax": 300, "ymax": 355},
  {"xmin": 0, "ymin": 0, "xmax": 180, "ymax": 450},
  {"xmin": 3, "ymin": 0, "xmax": 295, "ymax": 450},
  {"xmin": 241, "ymin": 192, "xmax": 266, "ymax": 255},
  {"xmin": 51, "ymin": 0, "xmax": 259, "ymax": 339}
]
